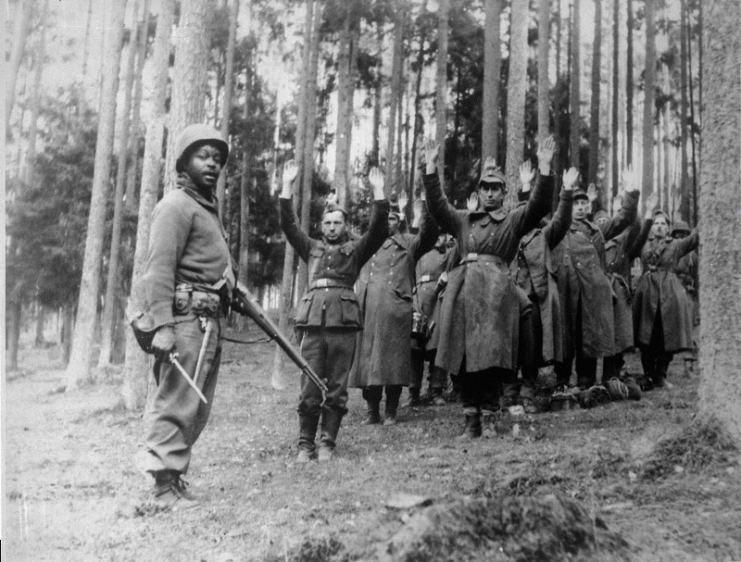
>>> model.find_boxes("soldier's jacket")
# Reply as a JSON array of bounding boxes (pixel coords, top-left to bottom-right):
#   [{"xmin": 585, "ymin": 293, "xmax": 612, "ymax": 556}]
[
  {"xmin": 423, "ymin": 171, "xmax": 554, "ymax": 374},
  {"xmin": 414, "ymin": 244, "xmax": 449, "ymax": 321},
  {"xmin": 279, "ymin": 198, "xmax": 389, "ymax": 330},
  {"xmin": 142, "ymin": 174, "xmax": 234, "ymax": 329},
  {"xmin": 633, "ymin": 229, "xmax": 698, "ymax": 351},
  {"xmin": 674, "ymin": 249, "xmax": 698, "ymax": 295},
  {"xmin": 512, "ymin": 189, "xmax": 573, "ymax": 363},
  {"xmin": 551, "ymin": 191, "xmax": 638, "ymax": 358},
  {"xmin": 604, "ymin": 217, "xmax": 653, "ymax": 353},
  {"xmin": 350, "ymin": 212, "xmax": 439, "ymax": 387}
]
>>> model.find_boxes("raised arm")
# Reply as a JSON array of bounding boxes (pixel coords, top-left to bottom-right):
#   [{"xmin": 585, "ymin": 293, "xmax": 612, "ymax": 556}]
[
  {"xmin": 279, "ymin": 161, "xmax": 313, "ymax": 262},
  {"xmin": 511, "ymin": 136, "xmax": 556, "ymax": 237},
  {"xmin": 410, "ymin": 197, "xmax": 440, "ymax": 262},
  {"xmin": 355, "ymin": 167, "xmax": 390, "ymax": 267},
  {"xmin": 421, "ymin": 136, "xmax": 462, "ymax": 237},
  {"xmin": 543, "ymin": 169, "xmax": 576, "ymax": 249},
  {"xmin": 674, "ymin": 227, "xmax": 699, "ymax": 259},
  {"xmin": 601, "ymin": 166, "xmax": 640, "ymax": 241},
  {"xmin": 626, "ymin": 191, "xmax": 658, "ymax": 259}
]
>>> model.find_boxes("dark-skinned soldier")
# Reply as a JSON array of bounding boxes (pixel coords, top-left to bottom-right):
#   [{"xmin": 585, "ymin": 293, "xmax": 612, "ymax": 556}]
[
  {"xmin": 280, "ymin": 163, "xmax": 389, "ymax": 461},
  {"xmin": 505, "ymin": 162, "xmax": 576, "ymax": 413},
  {"xmin": 550, "ymin": 167, "xmax": 639, "ymax": 403},
  {"xmin": 350, "ymin": 185, "xmax": 438, "ymax": 425},
  {"xmin": 140, "ymin": 124, "xmax": 232, "ymax": 509},
  {"xmin": 422, "ymin": 136, "xmax": 556, "ymax": 438}
]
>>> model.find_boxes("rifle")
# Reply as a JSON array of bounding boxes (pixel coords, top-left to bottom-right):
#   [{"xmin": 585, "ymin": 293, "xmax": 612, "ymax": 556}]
[{"xmin": 231, "ymin": 281, "xmax": 329, "ymax": 397}]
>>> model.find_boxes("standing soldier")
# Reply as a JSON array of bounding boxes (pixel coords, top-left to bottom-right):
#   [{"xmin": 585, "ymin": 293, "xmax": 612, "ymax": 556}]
[
  {"xmin": 408, "ymin": 231, "xmax": 452, "ymax": 407},
  {"xmin": 505, "ymin": 162, "xmax": 577, "ymax": 412},
  {"xmin": 279, "ymin": 163, "xmax": 389, "ymax": 461},
  {"xmin": 350, "ymin": 189, "xmax": 439, "ymax": 425},
  {"xmin": 598, "ymin": 188, "xmax": 658, "ymax": 398},
  {"xmin": 422, "ymin": 136, "xmax": 556, "ymax": 438},
  {"xmin": 632, "ymin": 213, "xmax": 699, "ymax": 389},
  {"xmin": 140, "ymin": 124, "xmax": 232, "ymax": 508},
  {"xmin": 550, "ymin": 168, "xmax": 639, "ymax": 404}
]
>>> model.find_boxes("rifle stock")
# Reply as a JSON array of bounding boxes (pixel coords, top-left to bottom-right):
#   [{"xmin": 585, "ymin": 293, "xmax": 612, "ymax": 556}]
[{"xmin": 233, "ymin": 282, "xmax": 329, "ymax": 395}]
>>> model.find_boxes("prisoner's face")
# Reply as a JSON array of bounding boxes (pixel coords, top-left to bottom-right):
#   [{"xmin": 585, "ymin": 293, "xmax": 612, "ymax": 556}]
[
  {"xmin": 653, "ymin": 215, "xmax": 669, "ymax": 238},
  {"xmin": 478, "ymin": 181, "xmax": 505, "ymax": 211},
  {"xmin": 322, "ymin": 210, "xmax": 347, "ymax": 242},
  {"xmin": 388, "ymin": 214, "xmax": 400, "ymax": 236},
  {"xmin": 573, "ymin": 198, "xmax": 591, "ymax": 220}
]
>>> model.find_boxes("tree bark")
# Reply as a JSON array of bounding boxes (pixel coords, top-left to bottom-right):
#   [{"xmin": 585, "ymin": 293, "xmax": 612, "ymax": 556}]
[
  {"xmin": 698, "ymin": 0, "xmax": 741, "ymax": 445},
  {"xmin": 611, "ymin": 0, "xmax": 619, "ymax": 197},
  {"xmin": 217, "ymin": 0, "xmax": 239, "ymax": 221},
  {"xmin": 642, "ymin": 0, "xmax": 656, "ymax": 197},
  {"xmin": 100, "ymin": 0, "xmax": 141, "ymax": 367},
  {"xmin": 122, "ymin": 0, "xmax": 174, "ymax": 410},
  {"xmin": 482, "ymin": 0, "xmax": 502, "ymax": 162},
  {"xmin": 65, "ymin": 0, "xmax": 127, "ymax": 388},
  {"xmin": 504, "ymin": 0, "xmax": 530, "ymax": 206},
  {"xmin": 408, "ymin": 1, "xmax": 428, "ymax": 198},
  {"xmin": 384, "ymin": 4, "xmax": 404, "ymax": 196},
  {"xmin": 370, "ymin": 24, "xmax": 383, "ymax": 167},
  {"xmin": 626, "ymin": 0, "xmax": 634, "ymax": 166},
  {"xmin": 537, "ymin": 0, "xmax": 551, "ymax": 142},
  {"xmin": 588, "ymin": 0, "xmax": 601, "ymax": 187},
  {"xmin": 679, "ymin": 0, "xmax": 689, "ymax": 221},
  {"xmin": 6, "ymin": 0, "xmax": 33, "ymax": 123},
  {"xmin": 23, "ymin": 0, "xmax": 50, "ymax": 187},
  {"xmin": 164, "ymin": 0, "xmax": 214, "ymax": 193},
  {"xmin": 435, "ymin": 0, "xmax": 449, "ymax": 183},
  {"xmin": 334, "ymin": 5, "xmax": 356, "ymax": 207},
  {"xmin": 34, "ymin": 305, "xmax": 45, "ymax": 347},
  {"xmin": 569, "ymin": 0, "xmax": 581, "ymax": 169}
]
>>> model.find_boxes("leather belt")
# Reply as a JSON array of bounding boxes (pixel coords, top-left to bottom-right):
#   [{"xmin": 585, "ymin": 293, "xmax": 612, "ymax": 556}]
[
  {"xmin": 310, "ymin": 278, "xmax": 354, "ymax": 290},
  {"xmin": 460, "ymin": 253, "xmax": 506, "ymax": 268}
]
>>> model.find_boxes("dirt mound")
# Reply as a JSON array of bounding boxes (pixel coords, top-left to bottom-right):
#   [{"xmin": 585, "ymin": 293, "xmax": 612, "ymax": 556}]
[
  {"xmin": 641, "ymin": 418, "xmax": 738, "ymax": 480},
  {"xmin": 270, "ymin": 493, "xmax": 634, "ymax": 562}
]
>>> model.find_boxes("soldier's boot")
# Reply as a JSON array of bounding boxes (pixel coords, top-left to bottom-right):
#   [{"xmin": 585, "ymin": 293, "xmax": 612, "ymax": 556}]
[
  {"xmin": 621, "ymin": 375, "xmax": 642, "ymax": 401},
  {"xmin": 317, "ymin": 408, "xmax": 342, "ymax": 462},
  {"xmin": 431, "ymin": 387, "xmax": 446, "ymax": 406},
  {"xmin": 654, "ymin": 355, "xmax": 673, "ymax": 389},
  {"xmin": 148, "ymin": 470, "xmax": 198, "ymax": 511},
  {"xmin": 297, "ymin": 415, "xmax": 319, "ymax": 463},
  {"xmin": 639, "ymin": 353, "xmax": 656, "ymax": 391},
  {"xmin": 404, "ymin": 387, "xmax": 422, "ymax": 408},
  {"xmin": 459, "ymin": 407, "xmax": 482, "ymax": 440},
  {"xmin": 364, "ymin": 400, "xmax": 381, "ymax": 424},
  {"xmin": 384, "ymin": 385, "xmax": 402, "ymax": 425},
  {"xmin": 683, "ymin": 357, "xmax": 695, "ymax": 377},
  {"xmin": 481, "ymin": 409, "xmax": 499, "ymax": 438}
]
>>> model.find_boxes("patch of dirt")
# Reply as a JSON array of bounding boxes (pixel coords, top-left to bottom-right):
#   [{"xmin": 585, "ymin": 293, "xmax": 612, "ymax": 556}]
[{"xmin": 4, "ymin": 328, "xmax": 741, "ymax": 562}]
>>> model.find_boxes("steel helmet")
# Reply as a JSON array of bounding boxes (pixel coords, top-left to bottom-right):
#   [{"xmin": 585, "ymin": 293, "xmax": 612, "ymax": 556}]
[{"xmin": 174, "ymin": 124, "xmax": 229, "ymax": 173}]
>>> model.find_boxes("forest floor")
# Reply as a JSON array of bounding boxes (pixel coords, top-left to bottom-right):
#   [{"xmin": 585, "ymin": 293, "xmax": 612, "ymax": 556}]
[{"xmin": 4, "ymin": 322, "xmax": 740, "ymax": 562}]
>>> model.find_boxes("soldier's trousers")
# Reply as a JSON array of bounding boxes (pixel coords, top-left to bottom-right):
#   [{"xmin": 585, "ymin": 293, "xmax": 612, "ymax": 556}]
[
  {"xmin": 298, "ymin": 328, "xmax": 355, "ymax": 418},
  {"xmin": 410, "ymin": 348, "xmax": 447, "ymax": 390},
  {"xmin": 504, "ymin": 292, "xmax": 538, "ymax": 401},
  {"xmin": 459, "ymin": 357, "xmax": 503, "ymax": 413},
  {"xmin": 145, "ymin": 315, "xmax": 221, "ymax": 475},
  {"xmin": 555, "ymin": 298, "xmax": 597, "ymax": 388}
]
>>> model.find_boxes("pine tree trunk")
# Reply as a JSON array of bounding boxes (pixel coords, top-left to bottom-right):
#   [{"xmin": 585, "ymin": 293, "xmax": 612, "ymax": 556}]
[
  {"xmin": 482, "ymin": 0, "xmax": 502, "ymax": 161},
  {"xmin": 23, "ymin": 0, "xmax": 50, "ymax": 187},
  {"xmin": 122, "ymin": 0, "xmax": 174, "ymax": 410},
  {"xmin": 65, "ymin": 0, "xmax": 128, "ymax": 389},
  {"xmin": 62, "ymin": 303, "xmax": 74, "ymax": 367},
  {"xmin": 537, "ymin": 0, "xmax": 551, "ymax": 141},
  {"xmin": 611, "ymin": 0, "xmax": 619, "ymax": 197},
  {"xmin": 238, "ymin": 57, "xmax": 253, "ymax": 333},
  {"xmin": 435, "ymin": 0, "xmax": 449, "ymax": 183},
  {"xmin": 569, "ymin": 0, "xmax": 581, "ymax": 169},
  {"xmin": 408, "ymin": 2, "xmax": 428, "ymax": 197},
  {"xmin": 371, "ymin": 24, "xmax": 383, "ymax": 167},
  {"xmin": 697, "ymin": 0, "xmax": 741, "ymax": 444},
  {"xmin": 100, "ymin": 0, "xmax": 141, "ymax": 367},
  {"xmin": 679, "ymin": 0, "xmax": 689, "ymax": 221},
  {"xmin": 6, "ymin": 0, "xmax": 33, "ymax": 122},
  {"xmin": 81, "ymin": 0, "xmax": 94, "ymax": 97},
  {"xmin": 124, "ymin": 0, "xmax": 151, "ymax": 215},
  {"xmin": 642, "ymin": 0, "xmax": 656, "ymax": 197},
  {"xmin": 164, "ymin": 0, "xmax": 214, "ymax": 193},
  {"xmin": 626, "ymin": 0, "xmax": 634, "ymax": 166},
  {"xmin": 34, "ymin": 304, "xmax": 45, "ymax": 347},
  {"xmin": 334, "ymin": 6, "xmax": 354, "ymax": 207},
  {"xmin": 7, "ymin": 298, "xmax": 23, "ymax": 372},
  {"xmin": 217, "ymin": 0, "xmax": 239, "ymax": 221},
  {"xmin": 504, "ymin": 0, "xmax": 530, "ymax": 206},
  {"xmin": 588, "ymin": 0, "xmax": 601, "ymax": 186},
  {"xmin": 384, "ymin": 5, "xmax": 404, "ymax": 195}
]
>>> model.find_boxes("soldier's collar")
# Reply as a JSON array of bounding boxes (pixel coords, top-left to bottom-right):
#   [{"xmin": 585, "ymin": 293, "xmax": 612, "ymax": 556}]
[{"xmin": 177, "ymin": 173, "xmax": 219, "ymax": 213}]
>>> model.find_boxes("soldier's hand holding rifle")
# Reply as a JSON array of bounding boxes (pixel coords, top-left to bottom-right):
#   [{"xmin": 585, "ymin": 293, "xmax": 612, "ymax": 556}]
[
  {"xmin": 562, "ymin": 167, "xmax": 579, "ymax": 192},
  {"xmin": 280, "ymin": 160, "xmax": 299, "ymax": 199}
]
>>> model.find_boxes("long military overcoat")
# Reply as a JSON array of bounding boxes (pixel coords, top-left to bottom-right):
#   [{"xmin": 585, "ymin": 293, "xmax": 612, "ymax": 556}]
[
  {"xmin": 349, "ymin": 216, "xmax": 438, "ymax": 387},
  {"xmin": 423, "ymin": 171, "xmax": 554, "ymax": 375},
  {"xmin": 604, "ymin": 217, "xmax": 652, "ymax": 354},
  {"xmin": 633, "ymin": 230, "xmax": 698, "ymax": 352},
  {"xmin": 550, "ymin": 192, "xmax": 638, "ymax": 359},
  {"xmin": 411, "ymin": 244, "xmax": 448, "ymax": 352},
  {"xmin": 513, "ymin": 189, "xmax": 573, "ymax": 363}
]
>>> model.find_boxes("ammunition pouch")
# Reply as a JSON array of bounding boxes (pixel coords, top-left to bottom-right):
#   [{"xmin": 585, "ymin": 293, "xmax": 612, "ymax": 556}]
[{"xmin": 129, "ymin": 310, "xmax": 158, "ymax": 355}]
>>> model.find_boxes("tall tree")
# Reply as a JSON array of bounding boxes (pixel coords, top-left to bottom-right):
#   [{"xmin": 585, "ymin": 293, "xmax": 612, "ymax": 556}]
[
  {"xmin": 588, "ymin": 0, "xmax": 601, "ymax": 186},
  {"xmin": 569, "ymin": 0, "xmax": 581, "ymax": 168},
  {"xmin": 698, "ymin": 0, "xmax": 741, "ymax": 444},
  {"xmin": 537, "ymin": 0, "xmax": 551, "ymax": 141},
  {"xmin": 385, "ymin": 3, "xmax": 405, "ymax": 195},
  {"xmin": 626, "ymin": 0, "xmax": 634, "ymax": 165},
  {"xmin": 611, "ymin": 0, "xmax": 619, "ymax": 196},
  {"xmin": 217, "ymin": 0, "xmax": 240, "ymax": 220},
  {"xmin": 370, "ymin": 24, "xmax": 383, "ymax": 167},
  {"xmin": 99, "ymin": 0, "xmax": 142, "ymax": 367},
  {"xmin": 23, "ymin": 0, "xmax": 50, "ymax": 186},
  {"xmin": 679, "ymin": 0, "xmax": 690, "ymax": 221},
  {"xmin": 504, "ymin": 0, "xmax": 530, "ymax": 205},
  {"xmin": 334, "ymin": 4, "xmax": 357, "ymax": 206},
  {"xmin": 482, "ymin": 0, "xmax": 502, "ymax": 162},
  {"xmin": 6, "ymin": 0, "xmax": 33, "ymax": 122},
  {"xmin": 408, "ymin": 1, "xmax": 428, "ymax": 198},
  {"xmin": 65, "ymin": 0, "xmax": 128, "ymax": 388},
  {"xmin": 642, "ymin": 0, "xmax": 656, "ymax": 197},
  {"xmin": 164, "ymin": 0, "xmax": 215, "ymax": 192},
  {"xmin": 435, "ymin": 0, "xmax": 449, "ymax": 182},
  {"xmin": 122, "ymin": 0, "xmax": 175, "ymax": 410}
]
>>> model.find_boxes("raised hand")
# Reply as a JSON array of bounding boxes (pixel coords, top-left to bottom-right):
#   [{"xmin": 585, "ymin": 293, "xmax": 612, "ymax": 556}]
[
  {"xmin": 536, "ymin": 136, "xmax": 556, "ymax": 170},
  {"xmin": 280, "ymin": 160, "xmax": 298, "ymax": 198},
  {"xmin": 622, "ymin": 165, "xmax": 640, "ymax": 194},
  {"xmin": 644, "ymin": 191, "xmax": 659, "ymax": 219},
  {"xmin": 612, "ymin": 194, "xmax": 623, "ymax": 214},
  {"xmin": 467, "ymin": 191, "xmax": 480, "ymax": 211},
  {"xmin": 368, "ymin": 167, "xmax": 385, "ymax": 200},
  {"xmin": 398, "ymin": 190, "xmax": 409, "ymax": 214},
  {"xmin": 562, "ymin": 167, "xmax": 579, "ymax": 191},
  {"xmin": 587, "ymin": 183, "xmax": 598, "ymax": 203},
  {"xmin": 326, "ymin": 188, "xmax": 339, "ymax": 206},
  {"xmin": 519, "ymin": 160, "xmax": 535, "ymax": 191},
  {"xmin": 423, "ymin": 137, "xmax": 439, "ymax": 175}
]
